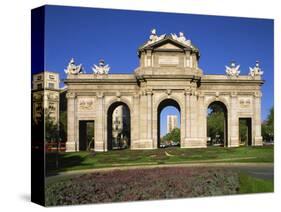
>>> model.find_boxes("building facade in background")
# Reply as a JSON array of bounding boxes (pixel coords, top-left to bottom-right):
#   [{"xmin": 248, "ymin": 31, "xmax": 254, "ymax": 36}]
[
  {"xmin": 111, "ymin": 105, "xmax": 130, "ymax": 149},
  {"xmin": 32, "ymin": 71, "xmax": 60, "ymax": 123},
  {"xmin": 167, "ymin": 115, "xmax": 178, "ymax": 133}
]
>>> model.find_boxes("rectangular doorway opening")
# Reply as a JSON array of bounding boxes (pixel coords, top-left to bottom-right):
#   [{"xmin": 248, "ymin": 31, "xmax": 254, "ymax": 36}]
[
  {"xmin": 239, "ymin": 118, "xmax": 252, "ymax": 146},
  {"xmin": 79, "ymin": 120, "xmax": 95, "ymax": 151}
]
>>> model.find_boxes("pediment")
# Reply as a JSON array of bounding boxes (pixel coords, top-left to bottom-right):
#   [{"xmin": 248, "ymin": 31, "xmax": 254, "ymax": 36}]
[
  {"xmin": 155, "ymin": 42, "xmax": 182, "ymax": 50},
  {"xmin": 138, "ymin": 35, "xmax": 200, "ymax": 59},
  {"xmin": 139, "ymin": 36, "xmax": 192, "ymax": 52}
]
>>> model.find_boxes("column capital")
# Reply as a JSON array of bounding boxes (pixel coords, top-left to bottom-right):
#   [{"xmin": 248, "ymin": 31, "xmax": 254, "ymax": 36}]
[
  {"xmin": 133, "ymin": 92, "xmax": 140, "ymax": 99},
  {"xmin": 184, "ymin": 89, "xmax": 191, "ymax": 96},
  {"xmin": 146, "ymin": 89, "xmax": 153, "ymax": 95},
  {"xmin": 66, "ymin": 92, "xmax": 76, "ymax": 99},
  {"xmin": 254, "ymin": 91, "xmax": 262, "ymax": 98},
  {"xmin": 97, "ymin": 92, "xmax": 104, "ymax": 98},
  {"xmin": 230, "ymin": 91, "xmax": 237, "ymax": 97},
  {"xmin": 191, "ymin": 89, "xmax": 198, "ymax": 96},
  {"xmin": 187, "ymin": 87, "xmax": 197, "ymax": 96},
  {"xmin": 198, "ymin": 91, "xmax": 204, "ymax": 98}
]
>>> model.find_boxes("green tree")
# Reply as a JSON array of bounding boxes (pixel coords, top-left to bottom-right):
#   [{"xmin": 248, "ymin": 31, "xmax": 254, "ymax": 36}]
[
  {"xmin": 169, "ymin": 128, "xmax": 180, "ymax": 143},
  {"xmin": 239, "ymin": 119, "xmax": 248, "ymax": 145},
  {"xmin": 262, "ymin": 107, "xmax": 274, "ymax": 142},
  {"xmin": 267, "ymin": 107, "xmax": 274, "ymax": 129},
  {"xmin": 45, "ymin": 109, "xmax": 60, "ymax": 143},
  {"xmin": 32, "ymin": 108, "xmax": 60, "ymax": 144},
  {"xmin": 207, "ymin": 111, "xmax": 225, "ymax": 145},
  {"xmin": 162, "ymin": 128, "xmax": 180, "ymax": 144},
  {"xmin": 162, "ymin": 132, "xmax": 171, "ymax": 143},
  {"xmin": 59, "ymin": 111, "xmax": 67, "ymax": 142}
]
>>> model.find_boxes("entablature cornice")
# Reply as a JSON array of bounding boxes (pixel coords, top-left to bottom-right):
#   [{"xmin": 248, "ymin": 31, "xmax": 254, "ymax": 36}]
[
  {"xmin": 64, "ymin": 79, "xmax": 137, "ymax": 85},
  {"xmin": 200, "ymin": 78, "xmax": 264, "ymax": 86},
  {"xmin": 135, "ymin": 74, "xmax": 201, "ymax": 81},
  {"xmin": 64, "ymin": 74, "xmax": 137, "ymax": 85},
  {"xmin": 196, "ymin": 91, "xmax": 260, "ymax": 97},
  {"xmin": 74, "ymin": 91, "xmax": 138, "ymax": 98}
]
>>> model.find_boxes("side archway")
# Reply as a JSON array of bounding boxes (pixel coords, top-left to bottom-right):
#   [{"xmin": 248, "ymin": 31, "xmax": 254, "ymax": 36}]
[{"xmin": 107, "ymin": 101, "xmax": 131, "ymax": 150}]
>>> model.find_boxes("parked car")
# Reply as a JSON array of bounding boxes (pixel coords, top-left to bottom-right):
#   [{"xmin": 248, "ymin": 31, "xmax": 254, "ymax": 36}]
[{"xmin": 159, "ymin": 144, "xmax": 166, "ymax": 148}]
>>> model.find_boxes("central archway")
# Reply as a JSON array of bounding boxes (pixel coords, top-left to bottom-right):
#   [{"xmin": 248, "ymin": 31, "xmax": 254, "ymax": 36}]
[
  {"xmin": 157, "ymin": 99, "xmax": 181, "ymax": 148},
  {"xmin": 107, "ymin": 102, "xmax": 131, "ymax": 150}
]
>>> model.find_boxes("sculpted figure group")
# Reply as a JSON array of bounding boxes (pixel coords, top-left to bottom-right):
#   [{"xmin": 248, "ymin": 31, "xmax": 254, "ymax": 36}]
[{"xmin": 225, "ymin": 60, "xmax": 264, "ymax": 78}]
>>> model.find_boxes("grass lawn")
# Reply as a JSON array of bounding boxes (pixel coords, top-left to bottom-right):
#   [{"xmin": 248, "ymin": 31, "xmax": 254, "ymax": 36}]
[
  {"xmin": 239, "ymin": 173, "xmax": 274, "ymax": 193},
  {"xmin": 46, "ymin": 146, "xmax": 273, "ymax": 174}
]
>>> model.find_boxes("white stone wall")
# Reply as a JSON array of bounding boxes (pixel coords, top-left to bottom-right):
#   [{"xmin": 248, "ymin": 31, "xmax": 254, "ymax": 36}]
[{"xmin": 66, "ymin": 85, "xmax": 263, "ymax": 152}]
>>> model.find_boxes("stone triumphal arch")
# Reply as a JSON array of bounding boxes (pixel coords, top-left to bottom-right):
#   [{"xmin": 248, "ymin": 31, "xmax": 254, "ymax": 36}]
[{"xmin": 65, "ymin": 30, "xmax": 264, "ymax": 152}]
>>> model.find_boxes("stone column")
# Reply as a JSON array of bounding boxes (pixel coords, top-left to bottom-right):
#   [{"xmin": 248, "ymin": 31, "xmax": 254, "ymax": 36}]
[
  {"xmin": 197, "ymin": 93, "xmax": 205, "ymax": 139},
  {"xmin": 95, "ymin": 92, "xmax": 105, "ymax": 151},
  {"xmin": 180, "ymin": 93, "xmax": 186, "ymax": 142},
  {"xmin": 254, "ymin": 92, "xmax": 263, "ymax": 146},
  {"xmin": 183, "ymin": 86, "xmax": 205, "ymax": 148},
  {"xmin": 66, "ymin": 92, "xmax": 76, "ymax": 152},
  {"xmin": 146, "ymin": 90, "xmax": 153, "ymax": 145},
  {"xmin": 190, "ymin": 89, "xmax": 198, "ymax": 138},
  {"xmin": 131, "ymin": 92, "xmax": 140, "ymax": 148},
  {"xmin": 229, "ymin": 92, "xmax": 239, "ymax": 147},
  {"xmin": 184, "ymin": 89, "xmax": 191, "ymax": 139}
]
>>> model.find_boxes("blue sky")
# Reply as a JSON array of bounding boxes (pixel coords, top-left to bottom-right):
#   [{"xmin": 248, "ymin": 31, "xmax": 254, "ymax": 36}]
[
  {"xmin": 160, "ymin": 107, "xmax": 180, "ymax": 136},
  {"xmin": 42, "ymin": 5, "xmax": 274, "ymax": 134}
]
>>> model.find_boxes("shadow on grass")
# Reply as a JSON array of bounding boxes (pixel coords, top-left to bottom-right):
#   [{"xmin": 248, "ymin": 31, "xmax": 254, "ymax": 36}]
[
  {"xmin": 45, "ymin": 146, "xmax": 273, "ymax": 176},
  {"xmin": 46, "ymin": 153, "xmax": 87, "ymax": 177}
]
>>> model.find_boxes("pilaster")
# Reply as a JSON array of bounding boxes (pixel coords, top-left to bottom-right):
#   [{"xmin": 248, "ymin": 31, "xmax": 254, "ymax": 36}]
[
  {"xmin": 131, "ymin": 92, "xmax": 140, "ymax": 148},
  {"xmin": 189, "ymin": 87, "xmax": 198, "ymax": 138},
  {"xmin": 95, "ymin": 92, "xmax": 105, "ymax": 151},
  {"xmin": 146, "ymin": 89, "xmax": 153, "ymax": 139},
  {"xmin": 184, "ymin": 89, "xmax": 191, "ymax": 139},
  {"xmin": 66, "ymin": 92, "xmax": 77, "ymax": 152},
  {"xmin": 229, "ymin": 92, "xmax": 239, "ymax": 147},
  {"xmin": 197, "ymin": 92, "xmax": 205, "ymax": 138},
  {"xmin": 182, "ymin": 87, "xmax": 206, "ymax": 148},
  {"xmin": 146, "ymin": 89, "xmax": 154, "ymax": 147},
  {"xmin": 254, "ymin": 92, "xmax": 263, "ymax": 146}
]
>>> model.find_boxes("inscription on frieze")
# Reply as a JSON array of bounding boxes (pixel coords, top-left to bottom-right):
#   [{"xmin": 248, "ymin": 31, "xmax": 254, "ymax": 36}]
[{"xmin": 158, "ymin": 56, "xmax": 179, "ymax": 65}]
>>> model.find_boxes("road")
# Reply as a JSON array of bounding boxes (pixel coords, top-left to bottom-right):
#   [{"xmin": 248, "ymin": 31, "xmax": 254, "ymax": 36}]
[{"xmin": 231, "ymin": 165, "xmax": 274, "ymax": 180}]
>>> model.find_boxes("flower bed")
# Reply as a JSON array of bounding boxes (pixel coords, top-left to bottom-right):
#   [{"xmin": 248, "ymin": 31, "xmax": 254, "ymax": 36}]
[{"xmin": 46, "ymin": 167, "xmax": 239, "ymax": 206}]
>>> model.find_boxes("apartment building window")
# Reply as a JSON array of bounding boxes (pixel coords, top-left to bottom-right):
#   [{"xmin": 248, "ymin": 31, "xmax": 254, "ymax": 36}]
[
  {"xmin": 48, "ymin": 83, "xmax": 55, "ymax": 89},
  {"xmin": 37, "ymin": 83, "xmax": 43, "ymax": 89},
  {"xmin": 49, "ymin": 103, "xmax": 56, "ymax": 111},
  {"xmin": 49, "ymin": 74, "xmax": 55, "ymax": 80}
]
